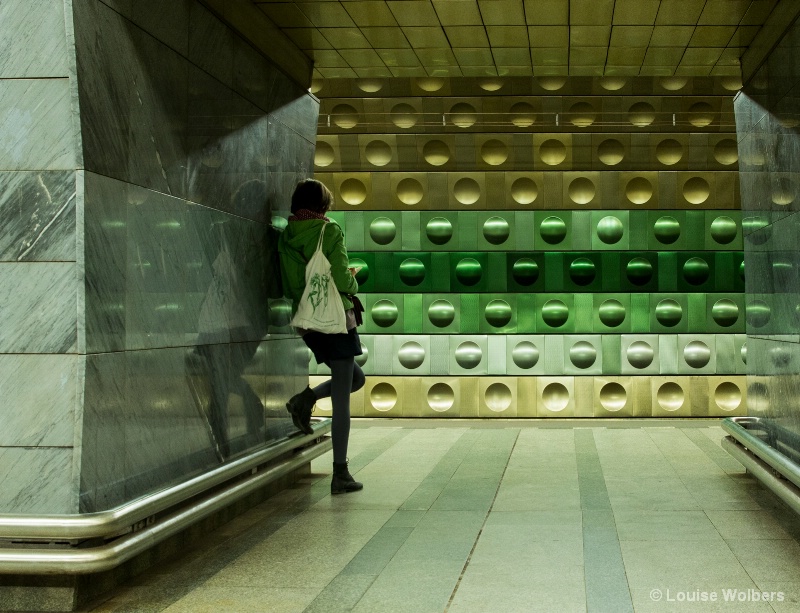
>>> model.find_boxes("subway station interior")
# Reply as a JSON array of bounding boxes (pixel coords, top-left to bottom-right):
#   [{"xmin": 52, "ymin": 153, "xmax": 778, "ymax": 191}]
[{"xmin": 3, "ymin": 0, "xmax": 800, "ymax": 611}]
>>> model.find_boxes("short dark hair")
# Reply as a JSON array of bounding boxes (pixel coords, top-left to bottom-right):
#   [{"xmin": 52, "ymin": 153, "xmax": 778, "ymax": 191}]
[{"xmin": 291, "ymin": 179, "xmax": 333, "ymax": 214}]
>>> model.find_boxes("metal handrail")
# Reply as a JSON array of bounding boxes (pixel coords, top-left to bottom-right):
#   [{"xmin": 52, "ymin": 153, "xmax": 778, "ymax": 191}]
[
  {"xmin": 0, "ymin": 419, "xmax": 331, "ymax": 541},
  {"xmin": 721, "ymin": 416, "xmax": 800, "ymax": 491},
  {"xmin": 0, "ymin": 438, "xmax": 331, "ymax": 574},
  {"xmin": 722, "ymin": 436, "xmax": 800, "ymax": 516}
]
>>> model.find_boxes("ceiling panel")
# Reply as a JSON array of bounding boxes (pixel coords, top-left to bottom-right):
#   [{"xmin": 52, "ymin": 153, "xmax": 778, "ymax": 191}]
[{"xmin": 253, "ymin": 0, "xmax": 793, "ymax": 79}]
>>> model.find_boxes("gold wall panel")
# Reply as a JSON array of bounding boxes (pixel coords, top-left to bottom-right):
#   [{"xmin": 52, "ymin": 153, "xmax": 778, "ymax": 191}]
[
  {"xmin": 533, "ymin": 134, "xmax": 572, "ymax": 170},
  {"xmin": 390, "ymin": 172, "xmax": 429, "ymax": 208},
  {"xmin": 476, "ymin": 134, "xmax": 513, "ymax": 169},
  {"xmin": 504, "ymin": 172, "xmax": 544, "ymax": 208},
  {"xmin": 384, "ymin": 98, "xmax": 425, "ymax": 129},
  {"xmin": 574, "ymin": 375, "xmax": 594, "ymax": 417},
  {"xmin": 708, "ymin": 135, "xmax": 739, "ymax": 169},
  {"xmin": 707, "ymin": 376, "xmax": 747, "ymax": 417},
  {"xmin": 478, "ymin": 377, "xmax": 518, "ymax": 418},
  {"xmin": 416, "ymin": 378, "xmax": 460, "ymax": 417},
  {"xmin": 536, "ymin": 376, "xmax": 576, "ymax": 417},
  {"xmin": 418, "ymin": 135, "xmax": 457, "ymax": 169},
  {"xmin": 593, "ymin": 377, "xmax": 635, "ymax": 418},
  {"xmin": 358, "ymin": 134, "xmax": 399, "ymax": 170},
  {"xmin": 314, "ymin": 135, "xmax": 341, "ymax": 170},
  {"xmin": 563, "ymin": 172, "xmax": 601, "ymax": 209},
  {"xmin": 363, "ymin": 377, "xmax": 402, "ymax": 417},
  {"xmin": 593, "ymin": 134, "xmax": 629, "ymax": 169},
  {"xmin": 650, "ymin": 377, "xmax": 691, "ymax": 417},
  {"xmin": 620, "ymin": 172, "xmax": 659, "ymax": 208},
  {"xmin": 651, "ymin": 134, "xmax": 690, "ymax": 169},
  {"xmin": 309, "ymin": 375, "xmax": 745, "ymax": 419},
  {"xmin": 678, "ymin": 172, "xmax": 715, "ymax": 208},
  {"xmin": 564, "ymin": 98, "xmax": 599, "ymax": 128},
  {"xmin": 333, "ymin": 172, "xmax": 374, "ymax": 209},
  {"xmin": 448, "ymin": 172, "xmax": 487, "ymax": 209}
]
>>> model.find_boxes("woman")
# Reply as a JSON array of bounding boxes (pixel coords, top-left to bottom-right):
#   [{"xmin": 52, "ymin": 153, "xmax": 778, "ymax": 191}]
[{"xmin": 278, "ymin": 179, "xmax": 366, "ymax": 495}]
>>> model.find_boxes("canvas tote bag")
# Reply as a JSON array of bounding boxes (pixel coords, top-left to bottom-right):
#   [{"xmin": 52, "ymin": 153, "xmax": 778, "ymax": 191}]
[{"xmin": 290, "ymin": 223, "xmax": 348, "ymax": 334}]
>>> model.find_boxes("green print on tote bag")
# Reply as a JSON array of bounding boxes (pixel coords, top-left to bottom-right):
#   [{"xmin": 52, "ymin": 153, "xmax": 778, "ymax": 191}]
[{"xmin": 290, "ymin": 223, "xmax": 348, "ymax": 334}]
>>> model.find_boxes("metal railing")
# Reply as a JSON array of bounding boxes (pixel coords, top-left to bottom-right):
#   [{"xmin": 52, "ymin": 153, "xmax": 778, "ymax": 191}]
[
  {"xmin": 722, "ymin": 416, "xmax": 800, "ymax": 515},
  {"xmin": 0, "ymin": 419, "xmax": 331, "ymax": 574}
]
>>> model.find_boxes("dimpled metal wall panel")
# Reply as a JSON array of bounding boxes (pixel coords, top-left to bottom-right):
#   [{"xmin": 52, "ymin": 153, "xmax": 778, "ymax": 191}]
[{"xmin": 311, "ymin": 76, "xmax": 746, "ymax": 418}]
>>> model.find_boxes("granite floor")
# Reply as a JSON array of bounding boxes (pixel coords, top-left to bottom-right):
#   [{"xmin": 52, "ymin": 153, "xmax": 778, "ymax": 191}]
[{"xmin": 84, "ymin": 420, "xmax": 800, "ymax": 613}]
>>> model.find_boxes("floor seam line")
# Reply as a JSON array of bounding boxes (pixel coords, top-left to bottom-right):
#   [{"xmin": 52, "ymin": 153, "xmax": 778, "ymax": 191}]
[{"xmin": 443, "ymin": 428, "xmax": 521, "ymax": 613}]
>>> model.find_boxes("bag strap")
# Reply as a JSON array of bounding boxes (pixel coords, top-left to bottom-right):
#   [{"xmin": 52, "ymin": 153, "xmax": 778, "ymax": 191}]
[{"xmin": 314, "ymin": 222, "xmax": 327, "ymax": 253}]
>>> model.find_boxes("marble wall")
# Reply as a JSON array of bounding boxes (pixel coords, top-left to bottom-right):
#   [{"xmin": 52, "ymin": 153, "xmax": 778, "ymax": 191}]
[
  {"xmin": 735, "ymin": 18, "xmax": 800, "ymax": 457},
  {"xmin": 75, "ymin": 0, "xmax": 317, "ymax": 512},
  {"xmin": 0, "ymin": 0, "xmax": 318, "ymax": 514},
  {"xmin": 0, "ymin": 0, "xmax": 81, "ymax": 514}
]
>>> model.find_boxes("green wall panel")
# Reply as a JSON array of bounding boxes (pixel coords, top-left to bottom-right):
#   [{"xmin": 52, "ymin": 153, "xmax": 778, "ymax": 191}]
[
  {"xmin": 457, "ymin": 211, "xmax": 479, "ymax": 250},
  {"xmin": 507, "ymin": 252, "xmax": 546, "ymax": 293},
  {"xmin": 676, "ymin": 252, "xmax": 715, "ymax": 293},
  {"xmin": 404, "ymin": 293, "xmax": 423, "ymax": 333},
  {"xmin": 348, "ymin": 252, "xmax": 375, "ymax": 293},
  {"xmin": 517, "ymin": 294, "xmax": 537, "ymax": 333},
  {"xmin": 514, "ymin": 212, "xmax": 536, "ymax": 250},
  {"xmin": 619, "ymin": 252, "xmax": 658, "ymax": 292},
  {"xmin": 420, "ymin": 212, "xmax": 457, "ymax": 251},
  {"xmin": 364, "ymin": 294, "xmax": 404, "ymax": 334},
  {"xmin": 593, "ymin": 294, "xmax": 632, "ymax": 333},
  {"xmin": 649, "ymin": 293, "xmax": 689, "ymax": 334},
  {"xmin": 479, "ymin": 294, "xmax": 517, "ymax": 333},
  {"xmin": 402, "ymin": 211, "xmax": 421, "ymax": 251},
  {"xmin": 393, "ymin": 252, "xmax": 433, "ymax": 292},
  {"xmin": 648, "ymin": 211, "xmax": 686, "ymax": 251},
  {"xmin": 534, "ymin": 211, "xmax": 573, "ymax": 252},
  {"xmin": 562, "ymin": 252, "xmax": 603, "ymax": 292},
  {"xmin": 657, "ymin": 252, "xmax": 678, "ymax": 291},
  {"xmin": 344, "ymin": 211, "xmax": 364, "ymax": 251},
  {"xmin": 630, "ymin": 293, "xmax": 651, "ymax": 333},
  {"xmin": 422, "ymin": 294, "xmax": 461, "ymax": 333},
  {"xmin": 628, "ymin": 210, "xmax": 649, "ymax": 251},
  {"xmin": 450, "ymin": 252, "xmax": 490, "ymax": 292},
  {"xmin": 431, "ymin": 252, "xmax": 452, "ymax": 292},
  {"xmin": 460, "ymin": 293, "xmax": 481, "ymax": 332},
  {"xmin": 704, "ymin": 210, "xmax": 742, "ymax": 251},
  {"xmin": 477, "ymin": 212, "xmax": 516, "ymax": 250},
  {"xmin": 487, "ymin": 252, "xmax": 508, "ymax": 292},
  {"xmin": 705, "ymin": 293, "xmax": 745, "ymax": 333},
  {"xmin": 590, "ymin": 211, "xmax": 630, "ymax": 251},
  {"xmin": 683, "ymin": 211, "xmax": 707, "ymax": 250},
  {"xmin": 363, "ymin": 211, "xmax": 403, "ymax": 251},
  {"xmin": 536, "ymin": 293, "xmax": 576, "ymax": 333},
  {"xmin": 544, "ymin": 252, "xmax": 565, "ymax": 292}
]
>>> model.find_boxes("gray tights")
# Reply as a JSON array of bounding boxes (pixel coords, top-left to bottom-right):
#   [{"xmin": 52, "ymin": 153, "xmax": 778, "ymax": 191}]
[{"xmin": 312, "ymin": 359, "xmax": 365, "ymax": 463}]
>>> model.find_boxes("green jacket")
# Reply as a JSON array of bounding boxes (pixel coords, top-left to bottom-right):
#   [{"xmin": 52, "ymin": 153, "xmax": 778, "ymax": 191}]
[{"xmin": 278, "ymin": 219, "xmax": 358, "ymax": 313}]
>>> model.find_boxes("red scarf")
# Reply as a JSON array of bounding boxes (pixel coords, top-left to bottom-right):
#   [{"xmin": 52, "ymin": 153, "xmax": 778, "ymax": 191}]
[{"xmin": 289, "ymin": 209, "xmax": 330, "ymax": 222}]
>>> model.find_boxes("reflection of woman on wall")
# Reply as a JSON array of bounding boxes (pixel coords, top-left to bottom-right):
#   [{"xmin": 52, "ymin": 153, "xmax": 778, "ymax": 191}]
[
  {"xmin": 278, "ymin": 179, "xmax": 365, "ymax": 495},
  {"xmin": 192, "ymin": 219, "xmax": 266, "ymax": 461}
]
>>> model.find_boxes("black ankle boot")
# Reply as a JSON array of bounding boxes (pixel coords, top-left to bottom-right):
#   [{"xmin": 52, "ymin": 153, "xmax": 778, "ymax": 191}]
[
  {"xmin": 331, "ymin": 462, "xmax": 363, "ymax": 495},
  {"xmin": 285, "ymin": 386, "xmax": 316, "ymax": 435}
]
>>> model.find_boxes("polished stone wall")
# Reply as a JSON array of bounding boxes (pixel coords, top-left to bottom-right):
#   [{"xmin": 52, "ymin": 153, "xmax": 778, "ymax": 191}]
[
  {"xmin": 0, "ymin": 0, "xmax": 317, "ymax": 514},
  {"xmin": 735, "ymin": 18, "xmax": 800, "ymax": 450},
  {"xmin": 0, "ymin": 0, "xmax": 81, "ymax": 514},
  {"xmin": 75, "ymin": 0, "xmax": 317, "ymax": 512}
]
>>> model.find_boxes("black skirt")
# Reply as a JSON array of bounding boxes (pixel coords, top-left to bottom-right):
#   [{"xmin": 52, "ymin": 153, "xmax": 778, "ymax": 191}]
[{"xmin": 303, "ymin": 327, "xmax": 363, "ymax": 365}]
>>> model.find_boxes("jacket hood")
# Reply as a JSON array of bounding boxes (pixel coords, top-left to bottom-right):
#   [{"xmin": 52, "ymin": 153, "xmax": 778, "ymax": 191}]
[{"xmin": 278, "ymin": 219, "xmax": 330, "ymax": 264}]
